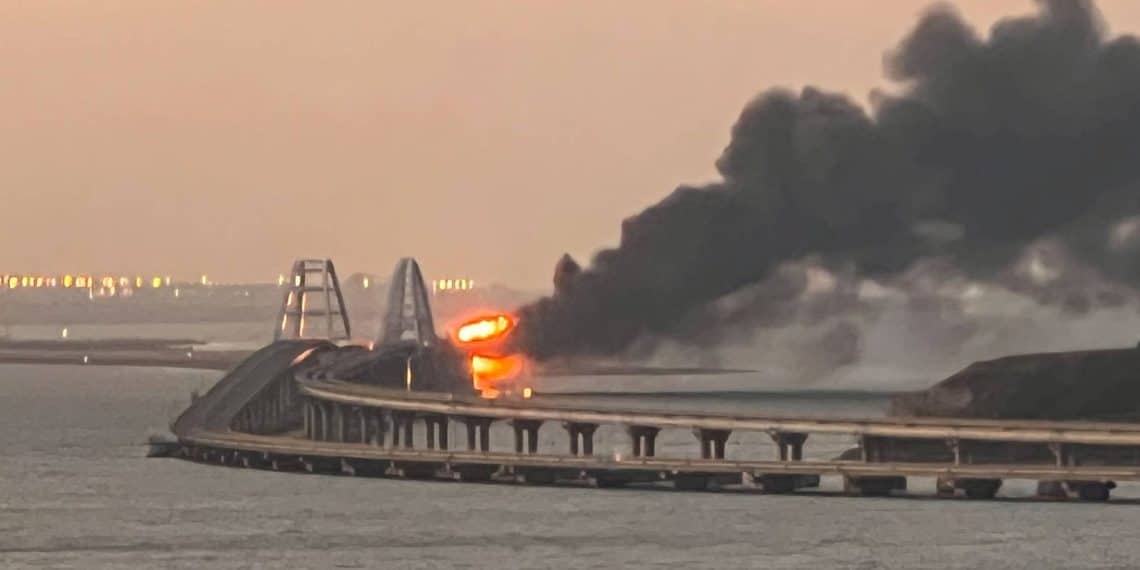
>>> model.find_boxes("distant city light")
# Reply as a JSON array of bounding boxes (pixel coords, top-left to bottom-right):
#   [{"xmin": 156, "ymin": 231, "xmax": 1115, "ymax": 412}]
[
  {"xmin": 431, "ymin": 278, "xmax": 477, "ymax": 293},
  {"xmin": 362, "ymin": 277, "xmax": 370, "ymax": 289},
  {"xmin": 0, "ymin": 271, "xmax": 242, "ymax": 292}
]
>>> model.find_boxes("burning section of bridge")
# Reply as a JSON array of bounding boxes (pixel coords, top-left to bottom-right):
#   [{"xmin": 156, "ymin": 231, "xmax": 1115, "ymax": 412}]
[{"xmin": 454, "ymin": 314, "xmax": 529, "ymax": 399}]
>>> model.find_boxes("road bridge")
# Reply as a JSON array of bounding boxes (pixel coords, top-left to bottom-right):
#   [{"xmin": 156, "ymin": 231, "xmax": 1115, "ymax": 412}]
[{"xmin": 161, "ymin": 257, "xmax": 1140, "ymax": 502}]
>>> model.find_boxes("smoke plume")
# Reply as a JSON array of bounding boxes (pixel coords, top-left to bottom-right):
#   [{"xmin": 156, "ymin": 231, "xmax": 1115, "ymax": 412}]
[{"xmin": 516, "ymin": 0, "xmax": 1140, "ymax": 368}]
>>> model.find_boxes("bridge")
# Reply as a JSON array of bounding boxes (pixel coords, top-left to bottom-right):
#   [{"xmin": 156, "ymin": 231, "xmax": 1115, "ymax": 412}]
[{"xmin": 160, "ymin": 258, "xmax": 1140, "ymax": 502}]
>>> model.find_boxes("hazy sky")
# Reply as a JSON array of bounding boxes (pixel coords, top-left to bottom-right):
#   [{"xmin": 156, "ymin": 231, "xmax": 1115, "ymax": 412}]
[{"xmin": 4, "ymin": 1, "xmax": 1140, "ymax": 288}]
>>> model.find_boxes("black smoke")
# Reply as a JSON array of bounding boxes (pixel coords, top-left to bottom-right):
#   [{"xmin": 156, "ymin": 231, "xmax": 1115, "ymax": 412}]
[{"xmin": 516, "ymin": 0, "xmax": 1140, "ymax": 363}]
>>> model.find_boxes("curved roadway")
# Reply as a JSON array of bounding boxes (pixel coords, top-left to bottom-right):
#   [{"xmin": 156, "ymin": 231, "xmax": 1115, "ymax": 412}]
[{"xmin": 171, "ymin": 339, "xmax": 329, "ymax": 436}]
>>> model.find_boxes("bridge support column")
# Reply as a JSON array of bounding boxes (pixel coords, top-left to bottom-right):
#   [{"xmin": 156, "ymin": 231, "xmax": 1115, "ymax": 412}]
[
  {"xmin": 308, "ymin": 401, "xmax": 318, "ymax": 440},
  {"xmin": 355, "ymin": 407, "xmax": 369, "ymax": 444},
  {"xmin": 342, "ymin": 406, "xmax": 362, "ymax": 443},
  {"xmin": 390, "ymin": 412, "xmax": 415, "ymax": 449},
  {"xmin": 302, "ymin": 400, "xmax": 311, "ymax": 439},
  {"xmin": 1049, "ymin": 442, "xmax": 1076, "ymax": 467},
  {"xmin": 695, "ymin": 429, "xmax": 731, "ymax": 460},
  {"xmin": 316, "ymin": 401, "xmax": 330, "ymax": 440},
  {"xmin": 860, "ymin": 436, "xmax": 885, "ymax": 462},
  {"xmin": 365, "ymin": 409, "xmax": 384, "ymax": 446},
  {"xmin": 265, "ymin": 398, "xmax": 275, "ymax": 431},
  {"xmin": 511, "ymin": 420, "xmax": 543, "ymax": 454},
  {"xmin": 333, "ymin": 405, "xmax": 346, "ymax": 443},
  {"xmin": 463, "ymin": 417, "xmax": 493, "ymax": 452},
  {"xmin": 423, "ymin": 415, "xmax": 449, "ymax": 450},
  {"xmin": 770, "ymin": 432, "xmax": 808, "ymax": 461},
  {"xmin": 564, "ymin": 422, "xmax": 598, "ymax": 456},
  {"xmin": 627, "ymin": 426, "xmax": 661, "ymax": 458}
]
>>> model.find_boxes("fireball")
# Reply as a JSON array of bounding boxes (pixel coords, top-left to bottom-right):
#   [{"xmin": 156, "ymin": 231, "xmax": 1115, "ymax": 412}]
[
  {"xmin": 470, "ymin": 353, "xmax": 525, "ymax": 393},
  {"xmin": 453, "ymin": 313, "xmax": 525, "ymax": 399},
  {"xmin": 455, "ymin": 314, "xmax": 514, "ymax": 344}
]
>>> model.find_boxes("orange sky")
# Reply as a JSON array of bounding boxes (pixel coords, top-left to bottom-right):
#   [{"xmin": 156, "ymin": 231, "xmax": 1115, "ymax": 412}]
[{"xmin": 3, "ymin": 1, "xmax": 1139, "ymax": 288}]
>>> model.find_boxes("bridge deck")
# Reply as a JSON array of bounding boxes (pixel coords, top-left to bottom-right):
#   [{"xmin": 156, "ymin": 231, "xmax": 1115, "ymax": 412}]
[
  {"xmin": 181, "ymin": 429, "xmax": 1140, "ymax": 483},
  {"xmin": 300, "ymin": 379, "xmax": 1140, "ymax": 446}
]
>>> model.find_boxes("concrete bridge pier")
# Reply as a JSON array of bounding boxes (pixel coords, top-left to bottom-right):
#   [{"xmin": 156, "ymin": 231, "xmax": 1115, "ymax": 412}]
[
  {"xmin": 511, "ymin": 420, "xmax": 543, "ymax": 454},
  {"xmin": 695, "ymin": 428, "xmax": 731, "ymax": 460},
  {"xmin": 332, "ymin": 405, "xmax": 347, "ymax": 442},
  {"xmin": 390, "ymin": 412, "xmax": 416, "ymax": 449},
  {"xmin": 366, "ymin": 409, "xmax": 386, "ymax": 446},
  {"xmin": 628, "ymin": 426, "xmax": 661, "ymax": 458},
  {"xmin": 305, "ymin": 401, "xmax": 330, "ymax": 441},
  {"xmin": 462, "ymin": 416, "xmax": 494, "ymax": 452},
  {"xmin": 424, "ymin": 415, "xmax": 449, "ymax": 450},
  {"xmin": 342, "ymin": 406, "xmax": 365, "ymax": 443},
  {"xmin": 302, "ymin": 400, "xmax": 313, "ymax": 439},
  {"xmin": 353, "ymin": 407, "xmax": 370, "ymax": 445},
  {"xmin": 564, "ymin": 422, "xmax": 598, "ymax": 456},
  {"xmin": 320, "ymin": 402, "xmax": 333, "ymax": 441},
  {"xmin": 770, "ymin": 432, "xmax": 808, "ymax": 461}
]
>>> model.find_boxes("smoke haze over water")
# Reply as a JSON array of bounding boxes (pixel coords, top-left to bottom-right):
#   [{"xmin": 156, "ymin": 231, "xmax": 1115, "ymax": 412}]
[{"xmin": 516, "ymin": 0, "xmax": 1140, "ymax": 379}]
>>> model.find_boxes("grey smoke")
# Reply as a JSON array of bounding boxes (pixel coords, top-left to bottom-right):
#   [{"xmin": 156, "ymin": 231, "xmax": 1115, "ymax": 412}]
[{"xmin": 516, "ymin": 0, "xmax": 1140, "ymax": 365}]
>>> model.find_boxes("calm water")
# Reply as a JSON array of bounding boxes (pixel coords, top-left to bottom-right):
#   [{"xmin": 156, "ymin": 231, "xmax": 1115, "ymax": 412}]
[{"xmin": 3, "ymin": 364, "xmax": 1140, "ymax": 569}]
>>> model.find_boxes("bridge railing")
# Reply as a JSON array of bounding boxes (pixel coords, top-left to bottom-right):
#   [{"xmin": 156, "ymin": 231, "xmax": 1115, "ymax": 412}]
[{"xmin": 285, "ymin": 376, "xmax": 1140, "ymax": 496}]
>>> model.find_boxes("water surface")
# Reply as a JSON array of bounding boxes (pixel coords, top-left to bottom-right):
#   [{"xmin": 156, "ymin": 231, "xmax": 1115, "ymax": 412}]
[{"xmin": 2, "ymin": 365, "xmax": 1139, "ymax": 569}]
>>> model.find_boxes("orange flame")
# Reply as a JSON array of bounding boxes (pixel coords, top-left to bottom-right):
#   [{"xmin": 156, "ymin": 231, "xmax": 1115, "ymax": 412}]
[
  {"xmin": 456, "ymin": 314, "xmax": 515, "ymax": 344},
  {"xmin": 470, "ymin": 353, "xmax": 524, "ymax": 398},
  {"xmin": 453, "ymin": 312, "xmax": 524, "ymax": 399}
]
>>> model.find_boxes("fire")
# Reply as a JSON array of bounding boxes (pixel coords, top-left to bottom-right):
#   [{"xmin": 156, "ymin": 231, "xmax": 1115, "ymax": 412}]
[
  {"xmin": 456, "ymin": 314, "xmax": 514, "ymax": 344},
  {"xmin": 453, "ymin": 312, "xmax": 526, "ymax": 398},
  {"xmin": 454, "ymin": 313, "xmax": 527, "ymax": 399},
  {"xmin": 470, "ymin": 353, "xmax": 525, "ymax": 399},
  {"xmin": 471, "ymin": 353, "xmax": 523, "ymax": 381}
]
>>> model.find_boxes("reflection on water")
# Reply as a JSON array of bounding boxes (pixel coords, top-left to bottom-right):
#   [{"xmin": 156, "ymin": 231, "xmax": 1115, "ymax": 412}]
[{"xmin": 2, "ymin": 364, "xmax": 1139, "ymax": 569}]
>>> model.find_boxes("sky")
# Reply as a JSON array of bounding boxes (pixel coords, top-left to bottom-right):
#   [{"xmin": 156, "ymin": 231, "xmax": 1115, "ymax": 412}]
[{"xmin": 3, "ymin": 1, "xmax": 1140, "ymax": 288}]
